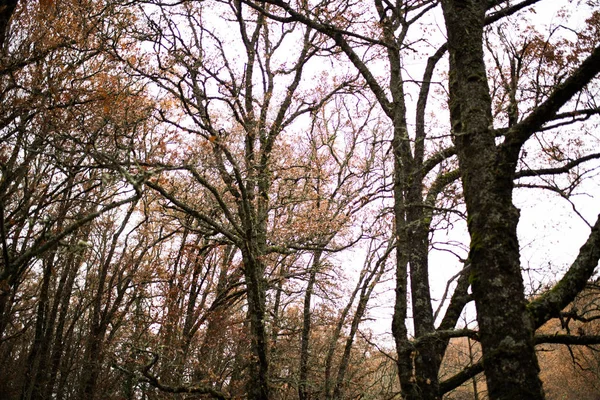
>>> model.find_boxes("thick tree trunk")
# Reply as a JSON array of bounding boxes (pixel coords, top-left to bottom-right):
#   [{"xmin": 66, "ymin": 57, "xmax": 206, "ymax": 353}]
[
  {"xmin": 242, "ymin": 249, "xmax": 269, "ymax": 400},
  {"xmin": 441, "ymin": 1, "xmax": 544, "ymax": 399},
  {"xmin": 392, "ymin": 163, "xmax": 419, "ymax": 399},
  {"xmin": 79, "ymin": 332, "xmax": 104, "ymax": 400}
]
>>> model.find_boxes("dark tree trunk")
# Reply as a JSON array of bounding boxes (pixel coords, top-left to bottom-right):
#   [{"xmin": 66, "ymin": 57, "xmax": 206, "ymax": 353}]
[
  {"xmin": 391, "ymin": 170, "xmax": 419, "ymax": 400},
  {"xmin": 44, "ymin": 249, "xmax": 81, "ymax": 400},
  {"xmin": 441, "ymin": 1, "xmax": 544, "ymax": 399},
  {"xmin": 387, "ymin": 40, "xmax": 441, "ymax": 395},
  {"xmin": 21, "ymin": 256, "xmax": 53, "ymax": 400},
  {"xmin": 407, "ymin": 204, "xmax": 440, "ymax": 400},
  {"xmin": 0, "ymin": 0, "xmax": 18, "ymax": 49},
  {"xmin": 299, "ymin": 251, "xmax": 321, "ymax": 400},
  {"xmin": 391, "ymin": 120, "xmax": 441, "ymax": 400},
  {"xmin": 242, "ymin": 249, "xmax": 269, "ymax": 400}
]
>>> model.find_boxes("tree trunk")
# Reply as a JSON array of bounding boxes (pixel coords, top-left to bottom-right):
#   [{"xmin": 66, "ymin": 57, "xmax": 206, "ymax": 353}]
[
  {"xmin": 44, "ymin": 248, "xmax": 81, "ymax": 400},
  {"xmin": 392, "ymin": 177, "xmax": 419, "ymax": 400},
  {"xmin": 299, "ymin": 251, "xmax": 321, "ymax": 400},
  {"xmin": 407, "ymin": 204, "xmax": 441, "ymax": 400},
  {"xmin": 441, "ymin": 1, "xmax": 544, "ymax": 399},
  {"xmin": 391, "ymin": 124, "xmax": 441, "ymax": 400},
  {"xmin": 242, "ymin": 248, "xmax": 269, "ymax": 400},
  {"xmin": 21, "ymin": 255, "xmax": 53, "ymax": 400},
  {"xmin": 385, "ymin": 17, "xmax": 442, "ymax": 392}
]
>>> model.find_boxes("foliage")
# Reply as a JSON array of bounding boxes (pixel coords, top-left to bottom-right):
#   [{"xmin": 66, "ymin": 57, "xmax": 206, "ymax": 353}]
[{"xmin": 0, "ymin": 1, "xmax": 599, "ymax": 400}]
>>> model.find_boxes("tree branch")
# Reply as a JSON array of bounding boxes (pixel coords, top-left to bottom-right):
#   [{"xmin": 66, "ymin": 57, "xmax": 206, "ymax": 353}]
[
  {"xmin": 135, "ymin": 351, "xmax": 230, "ymax": 400},
  {"xmin": 515, "ymin": 152, "xmax": 600, "ymax": 179},
  {"xmin": 505, "ymin": 44, "xmax": 600, "ymax": 152},
  {"xmin": 535, "ymin": 334, "xmax": 600, "ymax": 346},
  {"xmin": 439, "ymin": 361, "xmax": 484, "ymax": 395},
  {"xmin": 528, "ymin": 213, "xmax": 600, "ymax": 328}
]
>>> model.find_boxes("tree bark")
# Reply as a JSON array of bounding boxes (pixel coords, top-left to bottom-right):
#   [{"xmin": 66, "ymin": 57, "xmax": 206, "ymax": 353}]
[
  {"xmin": 386, "ymin": 21, "xmax": 440, "ymax": 397},
  {"xmin": 441, "ymin": 1, "xmax": 544, "ymax": 399},
  {"xmin": 299, "ymin": 250, "xmax": 321, "ymax": 400},
  {"xmin": 242, "ymin": 248, "xmax": 270, "ymax": 400}
]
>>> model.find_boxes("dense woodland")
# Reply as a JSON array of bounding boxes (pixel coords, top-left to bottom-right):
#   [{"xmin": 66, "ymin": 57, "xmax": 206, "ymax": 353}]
[{"xmin": 1, "ymin": 0, "xmax": 600, "ymax": 399}]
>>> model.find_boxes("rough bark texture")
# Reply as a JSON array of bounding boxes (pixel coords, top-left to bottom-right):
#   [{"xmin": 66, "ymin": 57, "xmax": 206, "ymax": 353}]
[
  {"xmin": 384, "ymin": 15, "xmax": 440, "ymax": 399},
  {"xmin": 242, "ymin": 250, "xmax": 269, "ymax": 400},
  {"xmin": 441, "ymin": 1, "xmax": 545, "ymax": 399}
]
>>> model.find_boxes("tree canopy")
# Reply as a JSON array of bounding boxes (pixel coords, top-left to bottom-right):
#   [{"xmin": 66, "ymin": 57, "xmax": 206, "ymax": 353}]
[{"xmin": 1, "ymin": 1, "xmax": 599, "ymax": 400}]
